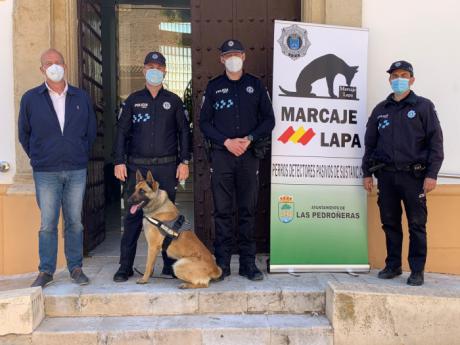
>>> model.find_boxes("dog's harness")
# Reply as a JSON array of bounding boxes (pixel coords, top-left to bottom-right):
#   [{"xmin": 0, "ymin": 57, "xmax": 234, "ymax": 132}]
[{"xmin": 143, "ymin": 214, "xmax": 191, "ymax": 251}]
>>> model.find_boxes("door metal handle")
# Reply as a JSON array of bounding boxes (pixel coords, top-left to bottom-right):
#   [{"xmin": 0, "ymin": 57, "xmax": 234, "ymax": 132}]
[{"xmin": 0, "ymin": 161, "xmax": 10, "ymax": 173}]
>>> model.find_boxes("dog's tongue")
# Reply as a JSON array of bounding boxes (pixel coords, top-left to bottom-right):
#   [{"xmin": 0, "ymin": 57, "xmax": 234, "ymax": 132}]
[{"xmin": 130, "ymin": 203, "xmax": 141, "ymax": 214}]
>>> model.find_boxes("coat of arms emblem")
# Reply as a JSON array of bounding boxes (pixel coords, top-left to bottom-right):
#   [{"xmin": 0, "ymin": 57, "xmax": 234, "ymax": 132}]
[{"xmin": 278, "ymin": 195, "xmax": 294, "ymax": 223}]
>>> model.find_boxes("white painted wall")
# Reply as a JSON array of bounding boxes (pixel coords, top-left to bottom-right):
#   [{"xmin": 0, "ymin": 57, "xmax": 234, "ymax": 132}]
[
  {"xmin": 0, "ymin": 0, "xmax": 16, "ymax": 184},
  {"xmin": 363, "ymin": 0, "xmax": 460, "ymax": 183}
]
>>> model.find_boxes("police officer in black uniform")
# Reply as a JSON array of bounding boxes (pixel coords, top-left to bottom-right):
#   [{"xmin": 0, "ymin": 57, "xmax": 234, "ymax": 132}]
[
  {"xmin": 113, "ymin": 52, "xmax": 191, "ymax": 282},
  {"xmin": 200, "ymin": 39, "xmax": 275, "ymax": 281},
  {"xmin": 362, "ymin": 60, "xmax": 443, "ymax": 286}
]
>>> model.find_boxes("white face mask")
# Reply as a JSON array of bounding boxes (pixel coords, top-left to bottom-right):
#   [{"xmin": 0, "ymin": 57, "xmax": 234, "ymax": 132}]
[
  {"xmin": 224, "ymin": 56, "xmax": 243, "ymax": 73},
  {"xmin": 45, "ymin": 64, "xmax": 65, "ymax": 82}
]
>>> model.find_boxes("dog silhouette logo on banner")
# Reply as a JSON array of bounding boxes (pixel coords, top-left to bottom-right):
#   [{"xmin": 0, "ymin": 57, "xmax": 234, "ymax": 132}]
[{"xmin": 279, "ymin": 54, "xmax": 359, "ymax": 100}]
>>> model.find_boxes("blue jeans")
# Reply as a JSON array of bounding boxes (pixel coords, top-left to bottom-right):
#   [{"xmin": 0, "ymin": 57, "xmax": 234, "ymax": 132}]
[{"xmin": 33, "ymin": 169, "xmax": 87, "ymax": 274}]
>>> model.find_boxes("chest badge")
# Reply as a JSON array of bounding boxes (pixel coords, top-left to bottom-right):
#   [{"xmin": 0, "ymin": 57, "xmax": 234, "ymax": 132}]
[
  {"xmin": 246, "ymin": 86, "xmax": 254, "ymax": 94},
  {"xmin": 163, "ymin": 101, "xmax": 171, "ymax": 110},
  {"xmin": 407, "ymin": 110, "xmax": 416, "ymax": 119}
]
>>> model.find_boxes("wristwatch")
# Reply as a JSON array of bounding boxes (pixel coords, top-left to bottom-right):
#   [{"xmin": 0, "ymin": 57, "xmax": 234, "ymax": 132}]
[
  {"xmin": 181, "ymin": 160, "xmax": 190, "ymax": 165},
  {"xmin": 247, "ymin": 134, "xmax": 254, "ymax": 142}
]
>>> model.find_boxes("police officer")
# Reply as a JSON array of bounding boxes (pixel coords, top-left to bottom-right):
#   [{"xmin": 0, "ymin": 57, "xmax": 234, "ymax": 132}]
[
  {"xmin": 200, "ymin": 39, "xmax": 275, "ymax": 281},
  {"xmin": 362, "ymin": 60, "xmax": 443, "ymax": 286},
  {"xmin": 113, "ymin": 52, "xmax": 191, "ymax": 282}
]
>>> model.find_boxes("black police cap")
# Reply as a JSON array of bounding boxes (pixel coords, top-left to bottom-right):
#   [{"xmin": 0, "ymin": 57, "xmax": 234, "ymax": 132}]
[
  {"xmin": 386, "ymin": 60, "xmax": 414, "ymax": 76},
  {"xmin": 144, "ymin": 51, "xmax": 166, "ymax": 66},
  {"xmin": 219, "ymin": 39, "xmax": 245, "ymax": 55}
]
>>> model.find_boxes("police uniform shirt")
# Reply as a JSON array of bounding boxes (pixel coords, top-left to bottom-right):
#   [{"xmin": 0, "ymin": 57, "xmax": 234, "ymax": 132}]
[
  {"xmin": 113, "ymin": 87, "xmax": 191, "ymax": 165},
  {"xmin": 199, "ymin": 73, "xmax": 275, "ymax": 145},
  {"xmin": 362, "ymin": 91, "xmax": 444, "ymax": 179}
]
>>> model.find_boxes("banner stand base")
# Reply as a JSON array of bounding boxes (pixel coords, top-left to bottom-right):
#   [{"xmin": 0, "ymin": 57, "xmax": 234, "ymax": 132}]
[{"xmin": 270, "ymin": 264, "xmax": 370, "ymax": 273}]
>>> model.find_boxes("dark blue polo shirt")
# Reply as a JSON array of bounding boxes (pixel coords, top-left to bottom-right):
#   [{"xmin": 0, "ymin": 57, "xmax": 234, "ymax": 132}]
[
  {"xmin": 362, "ymin": 91, "xmax": 444, "ymax": 179},
  {"xmin": 113, "ymin": 87, "xmax": 191, "ymax": 165},
  {"xmin": 199, "ymin": 72, "xmax": 275, "ymax": 145}
]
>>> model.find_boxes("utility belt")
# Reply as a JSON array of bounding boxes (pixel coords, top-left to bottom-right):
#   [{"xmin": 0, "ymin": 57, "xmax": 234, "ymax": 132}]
[
  {"xmin": 369, "ymin": 162, "xmax": 426, "ymax": 178},
  {"xmin": 382, "ymin": 165, "xmax": 411, "ymax": 172},
  {"xmin": 128, "ymin": 155, "xmax": 176, "ymax": 166}
]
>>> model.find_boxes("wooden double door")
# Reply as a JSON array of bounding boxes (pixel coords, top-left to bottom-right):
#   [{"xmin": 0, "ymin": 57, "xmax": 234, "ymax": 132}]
[{"xmin": 77, "ymin": 0, "xmax": 301, "ymax": 254}]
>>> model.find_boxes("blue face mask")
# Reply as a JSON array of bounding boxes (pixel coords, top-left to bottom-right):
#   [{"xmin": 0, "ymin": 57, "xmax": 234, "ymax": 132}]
[
  {"xmin": 391, "ymin": 78, "xmax": 410, "ymax": 94},
  {"xmin": 145, "ymin": 68, "xmax": 164, "ymax": 86}
]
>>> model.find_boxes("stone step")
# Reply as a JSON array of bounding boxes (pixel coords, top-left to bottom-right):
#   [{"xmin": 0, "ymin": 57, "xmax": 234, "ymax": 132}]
[
  {"xmin": 44, "ymin": 276, "xmax": 325, "ymax": 317},
  {"xmin": 1, "ymin": 314, "xmax": 333, "ymax": 345}
]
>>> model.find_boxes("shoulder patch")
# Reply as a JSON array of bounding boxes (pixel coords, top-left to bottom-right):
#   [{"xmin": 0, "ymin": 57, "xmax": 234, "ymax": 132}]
[
  {"xmin": 118, "ymin": 101, "xmax": 126, "ymax": 120},
  {"xmin": 183, "ymin": 105, "xmax": 190, "ymax": 121},
  {"xmin": 200, "ymin": 95, "xmax": 206, "ymax": 109}
]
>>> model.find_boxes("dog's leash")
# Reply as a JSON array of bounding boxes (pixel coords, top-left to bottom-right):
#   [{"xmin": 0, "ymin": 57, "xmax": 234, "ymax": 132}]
[{"xmin": 133, "ymin": 267, "xmax": 175, "ymax": 279}]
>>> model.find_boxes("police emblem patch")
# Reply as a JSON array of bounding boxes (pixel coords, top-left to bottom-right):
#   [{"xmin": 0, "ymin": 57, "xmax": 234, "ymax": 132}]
[
  {"xmin": 228, "ymin": 40, "xmax": 234, "ymax": 47},
  {"xmin": 152, "ymin": 53, "xmax": 158, "ymax": 59},
  {"xmin": 277, "ymin": 24, "xmax": 310, "ymax": 60},
  {"xmin": 395, "ymin": 61, "xmax": 401, "ymax": 67},
  {"xmin": 163, "ymin": 101, "xmax": 171, "ymax": 110},
  {"xmin": 407, "ymin": 110, "xmax": 416, "ymax": 119},
  {"xmin": 246, "ymin": 86, "xmax": 254, "ymax": 94}
]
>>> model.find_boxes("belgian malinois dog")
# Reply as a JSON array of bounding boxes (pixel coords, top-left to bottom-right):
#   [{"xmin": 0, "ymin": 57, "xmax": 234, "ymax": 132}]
[{"xmin": 128, "ymin": 170, "xmax": 222, "ymax": 288}]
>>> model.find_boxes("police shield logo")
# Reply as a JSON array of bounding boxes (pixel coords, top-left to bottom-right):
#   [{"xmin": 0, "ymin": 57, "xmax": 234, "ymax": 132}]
[
  {"xmin": 278, "ymin": 195, "xmax": 294, "ymax": 223},
  {"xmin": 228, "ymin": 40, "xmax": 234, "ymax": 47},
  {"xmin": 407, "ymin": 110, "xmax": 416, "ymax": 119},
  {"xmin": 163, "ymin": 101, "xmax": 171, "ymax": 110},
  {"xmin": 246, "ymin": 86, "xmax": 254, "ymax": 94},
  {"xmin": 152, "ymin": 53, "xmax": 158, "ymax": 59},
  {"xmin": 277, "ymin": 24, "xmax": 310, "ymax": 60}
]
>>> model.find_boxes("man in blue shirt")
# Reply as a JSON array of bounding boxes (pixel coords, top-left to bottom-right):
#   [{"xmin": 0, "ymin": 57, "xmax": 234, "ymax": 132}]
[
  {"xmin": 200, "ymin": 40, "xmax": 275, "ymax": 281},
  {"xmin": 362, "ymin": 61, "xmax": 444, "ymax": 286},
  {"xmin": 18, "ymin": 48, "xmax": 97, "ymax": 288}
]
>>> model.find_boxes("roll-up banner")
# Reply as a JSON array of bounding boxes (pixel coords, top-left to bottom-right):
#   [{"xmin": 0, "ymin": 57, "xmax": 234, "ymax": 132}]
[{"xmin": 270, "ymin": 20, "xmax": 369, "ymax": 273}]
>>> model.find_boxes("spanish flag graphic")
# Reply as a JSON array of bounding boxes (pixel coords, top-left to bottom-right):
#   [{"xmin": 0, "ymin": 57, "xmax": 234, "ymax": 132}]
[{"xmin": 277, "ymin": 126, "xmax": 316, "ymax": 145}]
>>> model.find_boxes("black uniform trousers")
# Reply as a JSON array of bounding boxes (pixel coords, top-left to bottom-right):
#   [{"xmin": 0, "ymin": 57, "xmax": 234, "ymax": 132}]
[
  {"xmin": 119, "ymin": 162, "xmax": 177, "ymax": 271},
  {"xmin": 376, "ymin": 170, "xmax": 428, "ymax": 272},
  {"xmin": 210, "ymin": 149, "xmax": 259, "ymax": 269}
]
